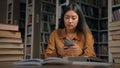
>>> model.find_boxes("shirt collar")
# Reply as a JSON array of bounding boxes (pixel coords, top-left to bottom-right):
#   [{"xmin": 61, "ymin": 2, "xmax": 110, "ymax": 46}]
[{"xmin": 57, "ymin": 28, "xmax": 82, "ymax": 41}]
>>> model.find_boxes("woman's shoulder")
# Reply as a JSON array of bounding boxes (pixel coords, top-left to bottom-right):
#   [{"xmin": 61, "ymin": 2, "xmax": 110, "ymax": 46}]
[
  {"xmin": 51, "ymin": 29, "xmax": 64, "ymax": 33},
  {"xmin": 77, "ymin": 31, "xmax": 93, "ymax": 39},
  {"xmin": 50, "ymin": 29, "xmax": 65, "ymax": 37}
]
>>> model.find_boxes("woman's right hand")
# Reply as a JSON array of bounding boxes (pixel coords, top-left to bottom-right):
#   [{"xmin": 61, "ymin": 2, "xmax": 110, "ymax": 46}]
[
  {"xmin": 57, "ymin": 45, "xmax": 74, "ymax": 57},
  {"xmin": 57, "ymin": 46, "xmax": 66, "ymax": 57}
]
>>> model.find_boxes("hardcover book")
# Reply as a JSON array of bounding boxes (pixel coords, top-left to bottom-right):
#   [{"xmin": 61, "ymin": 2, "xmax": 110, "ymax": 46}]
[{"xmin": 0, "ymin": 23, "xmax": 19, "ymax": 31}]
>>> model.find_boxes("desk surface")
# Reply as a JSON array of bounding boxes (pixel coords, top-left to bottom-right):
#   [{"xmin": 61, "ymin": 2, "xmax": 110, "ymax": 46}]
[{"xmin": 0, "ymin": 62, "xmax": 120, "ymax": 68}]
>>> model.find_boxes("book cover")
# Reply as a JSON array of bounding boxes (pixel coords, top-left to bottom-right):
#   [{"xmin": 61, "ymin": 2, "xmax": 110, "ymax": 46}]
[
  {"xmin": 110, "ymin": 47, "xmax": 120, "ymax": 53},
  {"xmin": 111, "ymin": 34, "xmax": 120, "ymax": 40},
  {"xmin": 109, "ymin": 40, "xmax": 120, "ymax": 47},
  {"xmin": 110, "ymin": 30, "xmax": 120, "ymax": 35},
  {"xmin": 0, "ymin": 23, "xmax": 19, "ymax": 31},
  {"xmin": 100, "ymin": 44, "xmax": 108, "ymax": 55},
  {"xmin": 0, "ymin": 48, "xmax": 24, "ymax": 54},
  {"xmin": 0, "ymin": 30, "xmax": 21, "ymax": 38},
  {"xmin": 113, "ymin": 58, "xmax": 120, "ymax": 63},
  {"xmin": 0, "ymin": 43, "xmax": 23, "ymax": 49},
  {"xmin": 0, "ymin": 54, "xmax": 23, "ymax": 61},
  {"xmin": 108, "ymin": 21, "xmax": 120, "ymax": 27},
  {"xmin": 112, "ymin": 53, "xmax": 120, "ymax": 58},
  {"xmin": 109, "ymin": 26, "xmax": 120, "ymax": 31},
  {"xmin": 0, "ymin": 37, "xmax": 22, "ymax": 43},
  {"xmin": 26, "ymin": 45, "xmax": 31, "ymax": 55}
]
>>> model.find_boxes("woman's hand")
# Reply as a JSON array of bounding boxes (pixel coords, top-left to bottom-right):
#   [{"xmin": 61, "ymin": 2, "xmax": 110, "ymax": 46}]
[
  {"xmin": 57, "ymin": 46, "xmax": 66, "ymax": 57},
  {"xmin": 64, "ymin": 43, "xmax": 83, "ymax": 56},
  {"xmin": 57, "ymin": 43, "xmax": 83, "ymax": 57}
]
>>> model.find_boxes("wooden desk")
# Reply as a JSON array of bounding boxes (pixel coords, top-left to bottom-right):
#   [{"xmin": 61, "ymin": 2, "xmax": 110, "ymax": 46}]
[{"xmin": 0, "ymin": 62, "xmax": 120, "ymax": 68}]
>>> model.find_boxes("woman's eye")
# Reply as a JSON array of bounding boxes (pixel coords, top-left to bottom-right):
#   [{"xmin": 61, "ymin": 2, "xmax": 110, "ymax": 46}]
[
  {"xmin": 72, "ymin": 17, "xmax": 76, "ymax": 20},
  {"xmin": 65, "ymin": 17, "xmax": 69, "ymax": 19}
]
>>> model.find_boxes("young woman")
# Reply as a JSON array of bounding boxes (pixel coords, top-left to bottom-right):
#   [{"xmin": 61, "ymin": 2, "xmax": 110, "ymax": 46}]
[{"xmin": 44, "ymin": 3, "xmax": 96, "ymax": 58}]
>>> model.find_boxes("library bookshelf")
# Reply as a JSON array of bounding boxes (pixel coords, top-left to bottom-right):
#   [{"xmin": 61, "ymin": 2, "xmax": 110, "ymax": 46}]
[
  {"xmin": 108, "ymin": 0, "xmax": 120, "ymax": 63},
  {"xmin": 24, "ymin": 0, "xmax": 56, "ymax": 59},
  {"xmin": 6, "ymin": 0, "xmax": 26, "ymax": 46}
]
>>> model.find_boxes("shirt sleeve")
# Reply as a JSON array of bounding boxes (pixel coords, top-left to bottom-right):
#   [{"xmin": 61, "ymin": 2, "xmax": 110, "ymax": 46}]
[
  {"xmin": 44, "ymin": 30, "xmax": 58, "ymax": 58},
  {"xmin": 81, "ymin": 32, "xmax": 96, "ymax": 57}
]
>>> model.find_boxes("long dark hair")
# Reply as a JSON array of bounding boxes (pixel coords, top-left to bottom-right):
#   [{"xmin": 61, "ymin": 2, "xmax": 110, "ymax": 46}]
[{"xmin": 59, "ymin": 3, "xmax": 91, "ymax": 35}]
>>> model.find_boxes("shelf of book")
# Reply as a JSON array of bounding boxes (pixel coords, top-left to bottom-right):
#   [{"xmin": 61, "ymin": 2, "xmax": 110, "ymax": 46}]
[
  {"xmin": 81, "ymin": 0, "xmax": 108, "ymax": 61},
  {"xmin": 98, "ymin": 0, "xmax": 108, "ymax": 62},
  {"xmin": 24, "ymin": 0, "xmax": 56, "ymax": 59},
  {"xmin": 7, "ymin": 0, "xmax": 13, "ymax": 24},
  {"xmin": 39, "ymin": 0, "xmax": 56, "ymax": 58},
  {"xmin": 24, "ymin": 0, "xmax": 33, "ymax": 59},
  {"xmin": 108, "ymin": 0, "xmax": 120, "ymax": 63}
]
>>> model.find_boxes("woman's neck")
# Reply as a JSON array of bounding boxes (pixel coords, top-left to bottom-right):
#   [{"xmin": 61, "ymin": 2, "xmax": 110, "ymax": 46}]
[
  {"xmin": 65, "ymin": 29, "xmax": 76, "ymax": 34},
  {"xmin": 65, "ymin": 29, "xmax": 76, "ymax": 40}
]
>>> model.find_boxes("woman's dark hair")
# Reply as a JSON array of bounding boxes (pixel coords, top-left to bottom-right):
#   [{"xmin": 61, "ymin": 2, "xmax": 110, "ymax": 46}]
[{"xmin": 59, "ymin": 3, "xmax": 91, "ymax": 34}]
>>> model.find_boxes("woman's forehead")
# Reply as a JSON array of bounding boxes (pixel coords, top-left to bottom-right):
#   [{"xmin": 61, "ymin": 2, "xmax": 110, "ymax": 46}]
[{"xmin": 64, "ymin": 10, "xmax": 78, "ymax": 16}]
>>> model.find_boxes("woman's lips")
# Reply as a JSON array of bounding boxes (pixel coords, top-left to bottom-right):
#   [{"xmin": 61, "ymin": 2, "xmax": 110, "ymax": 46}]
[{"xmin": 67, "ymin": 24, "xmax": 72, "ymax": 27}]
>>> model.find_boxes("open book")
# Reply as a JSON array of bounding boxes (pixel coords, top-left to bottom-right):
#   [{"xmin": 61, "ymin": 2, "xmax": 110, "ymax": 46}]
[
  {"xmin": 64, "ymin": 56, "xmax": 105, "ymax": 62},
  {"xmin": 14, "ymin": 56, "xmax": 112, "ymax": 66},
  {"xmin": 14, "ymin": 57, "xmax": 69, "ymax": 66},
  {"xmin": 72, "ymin": 61, "xmax": 112, "ymax": 66},
  {"xmin": 64, "ymin": 56, "xmax": 112, "ymax": 66}
]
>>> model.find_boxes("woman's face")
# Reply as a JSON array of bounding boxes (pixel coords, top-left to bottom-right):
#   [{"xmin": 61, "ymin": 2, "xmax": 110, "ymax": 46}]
[{"xmin": 64, "ymin": 10, "xmax": 79, "ymax": 30}]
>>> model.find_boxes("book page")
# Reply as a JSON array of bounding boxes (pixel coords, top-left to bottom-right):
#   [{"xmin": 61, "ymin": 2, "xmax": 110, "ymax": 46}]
[
  {"xmin": 14, "ymin": 59, "xmax": 43, "ymax": 66},
  {"xmin": 42, "ymin": 57, "xmax": 69, "ymax": 65},
  {"xmin": 72, "ymin": 61, "xmax": 112, "ymax": 66},
  {"xmin": 14, "ymin": 57, "xmax": 70, "ymax": 65}
]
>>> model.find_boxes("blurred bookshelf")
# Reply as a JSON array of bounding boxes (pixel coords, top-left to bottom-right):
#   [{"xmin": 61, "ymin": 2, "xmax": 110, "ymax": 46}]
[
  {"xmin": 108, "ymin": 0, "xmax": 120, "ymax": 63},
  {"xmin": 24, "ymin": 0, "xmax": 56, "ymax": 59},
  {"xmin": 39, "ymin": 0, "xmax": 56, "ymax": 58},
  {"xmin": 6, "ymin": 0, "xmax": 26, "ymax": 43}
]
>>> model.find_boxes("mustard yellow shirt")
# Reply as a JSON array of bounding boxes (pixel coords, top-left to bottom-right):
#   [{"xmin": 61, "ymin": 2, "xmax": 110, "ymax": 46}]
[{"xmin": 44, "ymin": 28, "xmax": 96, "ymax": 58}]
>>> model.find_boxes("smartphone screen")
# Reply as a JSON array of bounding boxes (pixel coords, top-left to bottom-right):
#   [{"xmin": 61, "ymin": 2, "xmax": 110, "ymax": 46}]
[{"xmin": 64, "ymin": 40, "xmax": 74, "ymax": 46}]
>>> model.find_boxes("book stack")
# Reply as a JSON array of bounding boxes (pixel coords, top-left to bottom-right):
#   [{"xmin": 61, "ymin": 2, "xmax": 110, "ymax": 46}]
[
  {"xmin": 0, "ymin": 23, "xmax": 24, "ymax": 61},
  {"xmin": 108, "ymin": 21, "xmax": 120, "ymax": 63}
]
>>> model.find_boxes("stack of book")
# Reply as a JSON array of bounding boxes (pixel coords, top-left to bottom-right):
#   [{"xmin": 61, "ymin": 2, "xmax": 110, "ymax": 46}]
[
  {"xmin": 108, "ymin": 21, "xmax": 120, "ymax": 63},
  {"xmin": 0, "ymin": 23, "xmax": 24, "ymax": 61}
]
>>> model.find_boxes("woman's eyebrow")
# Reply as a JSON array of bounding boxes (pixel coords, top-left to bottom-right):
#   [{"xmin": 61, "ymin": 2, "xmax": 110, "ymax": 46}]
[
  {"xmin": 64, "ymin": 15, "xmax": 69, "ymax": 16},
  {"xmin": 65, "ymin": 15, "xmax": 77, "ymax": 17}
]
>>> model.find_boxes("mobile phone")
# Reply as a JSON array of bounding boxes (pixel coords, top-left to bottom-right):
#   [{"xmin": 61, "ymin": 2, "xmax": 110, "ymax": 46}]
[{"xmin": 64, "ymin": 40, "xmax": 74, "ymax": 46}]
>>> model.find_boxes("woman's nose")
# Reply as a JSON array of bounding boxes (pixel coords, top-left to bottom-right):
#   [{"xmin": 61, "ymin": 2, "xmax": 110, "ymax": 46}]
[{"xmin": 68, "ymin": 18, "xmax": 72, "ymax": 23}]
